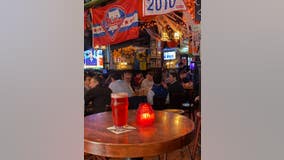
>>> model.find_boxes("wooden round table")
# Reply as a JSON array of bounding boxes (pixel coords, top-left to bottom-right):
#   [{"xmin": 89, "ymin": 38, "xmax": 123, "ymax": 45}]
[{"xmin": 84, "ymin": 110, "xmax": 195, "ymax": 158}]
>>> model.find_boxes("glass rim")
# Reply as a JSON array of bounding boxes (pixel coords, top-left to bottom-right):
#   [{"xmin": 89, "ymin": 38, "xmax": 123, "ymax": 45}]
[{"xmin": 111, "ymin": 92, "xmax": 129, "ymax": 98}]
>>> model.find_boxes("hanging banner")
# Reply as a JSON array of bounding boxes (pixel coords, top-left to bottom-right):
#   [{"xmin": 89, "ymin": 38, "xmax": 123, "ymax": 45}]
[
  {"xmin": 143, "ymin": 0, "xmax": 186, "ymax": 16},
  {"xmin": 84, "ymin": 11, "xmax": 87, "ymax": 30},
  {"xmin": 195, "ymin": 0, "xmax": 201, "ymax": 22},
  {"xmin": 91, "ymin": 0, "xmax": 139, "ymax": 45}
]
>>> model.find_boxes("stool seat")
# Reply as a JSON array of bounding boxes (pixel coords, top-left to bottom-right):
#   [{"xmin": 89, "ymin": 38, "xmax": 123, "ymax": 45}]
[
  {"xmin": 182, "ymin": 102, "xmax": 194, "ymax": 108},
  {"xmin": 163, "ymin": 109, "xmax": 185, "ymax": 115}
]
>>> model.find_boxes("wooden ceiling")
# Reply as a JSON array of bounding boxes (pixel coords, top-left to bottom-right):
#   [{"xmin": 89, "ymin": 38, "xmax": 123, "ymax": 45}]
[{"xmin": 84, "ymin": 0, "xmax": 116, "ymax": 9}]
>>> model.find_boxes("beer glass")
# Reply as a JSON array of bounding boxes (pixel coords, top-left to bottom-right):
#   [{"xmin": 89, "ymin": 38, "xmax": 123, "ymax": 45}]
[{"xmin": 111, "ymin": 92, "xmax": 129, "ymax": 130}]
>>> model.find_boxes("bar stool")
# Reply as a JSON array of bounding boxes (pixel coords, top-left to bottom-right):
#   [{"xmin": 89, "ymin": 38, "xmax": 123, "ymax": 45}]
[
  {"xmin": 84, "ymin": 153, "xmax": 108, "ymax": 160},
  {"xmin": 181, "ymin": 102, "xmax": 195, "ymax": 121}
]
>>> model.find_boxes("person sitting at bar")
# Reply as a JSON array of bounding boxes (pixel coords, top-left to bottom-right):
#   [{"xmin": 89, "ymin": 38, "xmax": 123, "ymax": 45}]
[
  {"xmin": 141, "ymin": 71, "xmax": 154, "ymax": 91},
  {"xmin": 167, "ymin": 71, "xmax": 186, "ymax": 107},
  {"xmin": 179, "ymin": 69, "xmax": 193, "ymax": 89},
  {"xmin": 84, "ymin": 74, "xmax": 91, "ymax": 95},
  {"xmin": 122, "ymin": 71, "xmax": 134, "ymax": 89},
  {"xmin": 85, "ymin": 75, "xmax": 112, "ymax": 114},
  {"xmin": 108, "ymin": 72, "xmax": 134, "ymax": 97},
  {"xmin": 122, "ymin": 70, "xmax": 136, "ymax": 94},
  {"xmin": 147, "ymin": 73, "xmax": 169, "ymax": 110},
  {"xmin": 133, "ymin": 72, "xmax": 144, "ymax": 89}
]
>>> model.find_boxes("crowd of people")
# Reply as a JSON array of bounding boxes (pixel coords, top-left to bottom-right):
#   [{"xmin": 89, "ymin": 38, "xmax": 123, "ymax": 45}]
[{"xmin": 84, "ymin": 68, "xmax": 200, "ymax": 116}]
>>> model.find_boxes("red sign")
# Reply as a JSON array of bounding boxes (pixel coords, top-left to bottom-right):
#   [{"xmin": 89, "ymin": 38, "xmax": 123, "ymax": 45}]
[
  {"xmin": 91, "ymin": 0, "xmax": 139, "ymax": 45},
  {"xmin": 84, "ymin": 11, "xmax": 88, "ymax": 30}
]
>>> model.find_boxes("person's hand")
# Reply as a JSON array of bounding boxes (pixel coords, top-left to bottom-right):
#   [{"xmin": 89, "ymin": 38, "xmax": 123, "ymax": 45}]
[
  {"xmin": 194, "ymin": 96, "xmax": 200, "ymax": 102},
  {"xmin": 139, "ymin": 78, "xmax": 144, "ymax": 83}
]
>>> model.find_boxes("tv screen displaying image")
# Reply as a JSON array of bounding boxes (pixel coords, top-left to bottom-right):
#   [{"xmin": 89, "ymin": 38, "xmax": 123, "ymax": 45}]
[
  {"xmin": 163, "ymin": 48, "xmax": 176, "ymax": 60},
  {"xmin": 84, "ymin": 49, "xmax": 103, "ymax": 69}
]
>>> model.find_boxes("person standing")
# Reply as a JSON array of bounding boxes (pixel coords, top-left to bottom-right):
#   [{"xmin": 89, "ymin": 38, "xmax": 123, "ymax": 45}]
[
  {"xmin": 167, "ymin": 71, "xmax": 185, "ymax": 107},
  {"xmin": 108, "ymin": 72, "xmax": 134, "ymax": 97},
  {"xmin": 147, "ymin": 73, "xmax": 169, "ymax": 110}
]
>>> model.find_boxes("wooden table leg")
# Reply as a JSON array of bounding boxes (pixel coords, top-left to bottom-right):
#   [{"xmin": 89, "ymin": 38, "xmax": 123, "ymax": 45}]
[
  {"xmin": 192, "ymin": 112, "xmax": 201, "ymax": 160},
  {"xmin": 159, "ymin": 153, "xmax": 167, "ymax": 160},
  {"xmin": 163, "ymin": 153, "xmax": 167, "ymax": 160}
]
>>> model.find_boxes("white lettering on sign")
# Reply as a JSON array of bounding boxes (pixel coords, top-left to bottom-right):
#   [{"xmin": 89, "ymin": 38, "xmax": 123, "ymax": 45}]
[{"xmin": 143, "ymin": 0, "xmax": 186, "ymax": 16}]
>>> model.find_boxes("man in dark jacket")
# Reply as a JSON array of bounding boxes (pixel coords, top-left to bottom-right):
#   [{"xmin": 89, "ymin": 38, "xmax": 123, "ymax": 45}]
[
  {"xmin": 167, "ymin": 71, "xmax": 185, "ymax": 107},
  {"xmin": 85, "ymin": 75, "xmax": 112, "ymax": 115}
]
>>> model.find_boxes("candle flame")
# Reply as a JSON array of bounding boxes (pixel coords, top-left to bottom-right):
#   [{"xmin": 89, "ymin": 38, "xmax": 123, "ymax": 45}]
[{"xmin": 142, "ymin": 113, "xmax": 151, "ymax": 119}]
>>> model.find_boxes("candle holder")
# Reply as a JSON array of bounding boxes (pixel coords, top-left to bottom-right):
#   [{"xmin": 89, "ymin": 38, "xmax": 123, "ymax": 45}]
[{"xmin": 136, "ymin": 103, "xmax": 155, "ymax": 126}]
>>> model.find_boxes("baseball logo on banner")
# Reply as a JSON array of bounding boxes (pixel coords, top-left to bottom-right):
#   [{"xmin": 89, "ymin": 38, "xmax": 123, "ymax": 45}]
[
  {"xmin": 143, "ymin": 0, "xmax": 186, "ymax": 16},
  {"xmin": 102, "ymin": 7, "xmax": 126, "ymax": 40}
]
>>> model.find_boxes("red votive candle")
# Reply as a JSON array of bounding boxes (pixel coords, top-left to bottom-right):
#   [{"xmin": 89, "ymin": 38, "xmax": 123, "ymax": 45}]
[{"xmin": 136, "ymin": 103, "xmax": 155, "ymax": 126}]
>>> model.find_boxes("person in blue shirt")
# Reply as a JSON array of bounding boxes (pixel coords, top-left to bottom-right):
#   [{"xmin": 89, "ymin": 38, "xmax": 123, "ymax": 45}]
[{"xmin": 147, "ymin": 73, "xmax": 169, "ymax": 110}]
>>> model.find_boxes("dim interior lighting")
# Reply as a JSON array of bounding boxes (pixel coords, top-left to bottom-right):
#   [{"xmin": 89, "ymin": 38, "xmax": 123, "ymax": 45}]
[
  {"xmin": 120, "ymin": 62, "xmax": 127, "ymax": 65},
  {"xmin": 173, "ymin": 31, "xmax": 182, "ymax": 40},
  {"xmin": 161, "ymin": 31, "xmax": 169, "ymax": 41},
  {"xmin": 101, "ymin": 45, "xmax": 106, "ymax": 50}
]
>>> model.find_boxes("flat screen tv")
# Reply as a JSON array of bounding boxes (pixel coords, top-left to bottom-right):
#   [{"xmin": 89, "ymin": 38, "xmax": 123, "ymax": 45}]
[
  {"xmin": 163, "ymin": 48, "xmax": 176, "ymax": 60},
  {"xmin": 84, "ymin": 49, "xmax": 103, "ymax": 69}
]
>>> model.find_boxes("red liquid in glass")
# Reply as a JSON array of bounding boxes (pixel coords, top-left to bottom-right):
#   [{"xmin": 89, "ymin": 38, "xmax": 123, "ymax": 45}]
[{"xmin": 111, "ymin": 95, "xmax": 128, "ymax": 127}]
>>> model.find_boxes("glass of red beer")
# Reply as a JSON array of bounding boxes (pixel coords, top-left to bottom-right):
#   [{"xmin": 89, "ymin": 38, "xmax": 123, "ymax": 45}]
[{"xmin": 111, "ymin": 92, "xmax": 129, "ymax": 130}]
